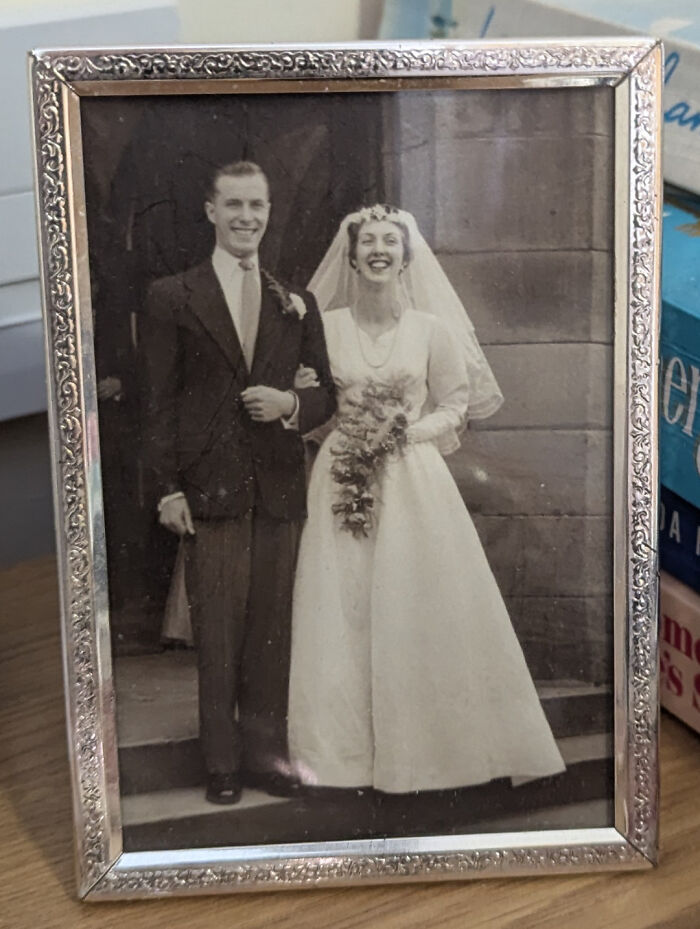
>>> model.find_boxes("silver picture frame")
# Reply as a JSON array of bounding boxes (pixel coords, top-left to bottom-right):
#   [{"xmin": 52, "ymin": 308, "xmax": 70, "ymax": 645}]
[{"xmin": 30, "ymin": 38, "xmax": 662, "ymax": 900}]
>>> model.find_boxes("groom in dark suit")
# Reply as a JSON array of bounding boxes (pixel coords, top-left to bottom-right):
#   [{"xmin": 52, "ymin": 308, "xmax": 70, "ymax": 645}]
[{"xmin": 141, "ymin": 161, "xmax": 336, "ymax": 804}]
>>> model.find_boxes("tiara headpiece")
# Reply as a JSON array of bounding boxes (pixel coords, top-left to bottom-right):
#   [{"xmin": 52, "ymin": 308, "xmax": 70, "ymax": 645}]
[{"xmin": 355, "ymin": 204, "xmax": 402, "ymax": 225}]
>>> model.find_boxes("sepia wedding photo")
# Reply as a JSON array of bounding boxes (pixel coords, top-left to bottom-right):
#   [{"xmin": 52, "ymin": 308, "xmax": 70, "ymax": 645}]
[
  {"xmin": 81, "ymin": 83, "xmax": 614, "ymax": 851},
  {"xmin": 31, "ymin": 40, "xmax": 661, "ymax": 898}
]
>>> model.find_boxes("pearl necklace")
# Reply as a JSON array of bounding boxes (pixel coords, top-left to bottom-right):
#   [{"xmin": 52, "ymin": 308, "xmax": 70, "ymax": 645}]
[{"xmin": 351, "ymin": 306, "xmax": 402, "ymax": 370}]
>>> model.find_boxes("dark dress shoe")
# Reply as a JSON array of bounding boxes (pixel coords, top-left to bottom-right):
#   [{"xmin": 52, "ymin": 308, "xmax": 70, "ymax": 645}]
[
  {"xmin": 206, "ymin": 773, "xmax": 242, "ymax": 805},
  {"xmin": 241, "ymin": 770, "xmax": 300, "ymax": 798}
]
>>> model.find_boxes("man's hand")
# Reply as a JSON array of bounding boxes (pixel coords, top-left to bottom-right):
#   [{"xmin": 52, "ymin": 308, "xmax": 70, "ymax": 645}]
[
  {"xmin": 241, "ymin": 386, "xmax": 295, "ymax": 422},
  {"xmin": 159, "ymin": 496, "xmax": 195, "ymax": 536},
  {"xmin": 294, "ymin": 365, "xmax": 320, "ymax": 390},
  {"xmin": 97, "ymin": 376, "xmax": 122, "ymax": 401}
]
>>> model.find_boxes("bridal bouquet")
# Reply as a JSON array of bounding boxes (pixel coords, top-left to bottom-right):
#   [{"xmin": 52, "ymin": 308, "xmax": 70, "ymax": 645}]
[{"xmin": 330, "ymin": 376, "xmax": 411, "ymax": 537}]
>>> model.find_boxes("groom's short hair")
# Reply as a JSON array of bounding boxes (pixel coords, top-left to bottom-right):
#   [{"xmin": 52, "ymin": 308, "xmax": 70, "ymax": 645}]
[{"xmin": 205, "ymin": 161, "xmax": 269, "ymax": 202}]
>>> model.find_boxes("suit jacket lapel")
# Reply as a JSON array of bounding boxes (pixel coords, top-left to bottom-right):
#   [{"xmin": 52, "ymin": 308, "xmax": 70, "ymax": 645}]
[
  {"xmin": 250, "ymin": 274, "xmax": 288, "ymax": 382},
  {"xmin": 187, "ymin": 260, "xmax": 246, "ymax": 374}
]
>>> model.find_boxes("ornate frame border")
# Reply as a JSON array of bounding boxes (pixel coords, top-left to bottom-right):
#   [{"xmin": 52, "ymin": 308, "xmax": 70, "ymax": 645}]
[{"xmin": 30, "ymin": 39, "xmax": 662, "ymax": 899}]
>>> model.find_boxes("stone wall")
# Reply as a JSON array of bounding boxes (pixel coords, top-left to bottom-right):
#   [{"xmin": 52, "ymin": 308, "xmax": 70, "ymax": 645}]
[{"xmin": 385, "ymin": 87, "xmax": 615, "ymax": 683}]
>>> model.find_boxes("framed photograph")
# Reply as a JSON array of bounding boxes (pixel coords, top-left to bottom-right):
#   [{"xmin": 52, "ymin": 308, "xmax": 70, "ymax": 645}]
[{"xmin": 31, "ymin": 39, "xmax": 662, "ymax": 900}]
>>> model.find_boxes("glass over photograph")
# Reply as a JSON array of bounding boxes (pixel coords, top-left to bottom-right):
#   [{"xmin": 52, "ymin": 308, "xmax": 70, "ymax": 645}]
[{"xmin": 80, "ymin": 85, "xmax": 615, "ymax": 853}]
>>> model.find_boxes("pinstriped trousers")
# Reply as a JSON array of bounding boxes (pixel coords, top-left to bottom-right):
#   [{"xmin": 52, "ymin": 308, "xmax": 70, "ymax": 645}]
[{"xmin": 184, "ymin": 508, "xmax": 301, "ymax": 776}]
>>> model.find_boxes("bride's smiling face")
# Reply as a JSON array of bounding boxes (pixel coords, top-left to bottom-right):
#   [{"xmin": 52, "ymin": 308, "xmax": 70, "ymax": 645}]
[{"xmin": 353, "ymin": 220, "xmax": 406, "ymax": 285}]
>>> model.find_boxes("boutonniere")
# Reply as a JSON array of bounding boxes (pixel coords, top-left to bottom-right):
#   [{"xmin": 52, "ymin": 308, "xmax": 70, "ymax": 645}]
[{"xmin": 261, "ymin": 270, "xmax": 307, "ymax": 320}]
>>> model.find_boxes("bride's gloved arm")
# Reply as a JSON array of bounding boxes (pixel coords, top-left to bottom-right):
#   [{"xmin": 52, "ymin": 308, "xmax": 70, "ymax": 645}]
[{"xmin": 406, "ymin": 319, "xmax": 470, "ymax": 444}]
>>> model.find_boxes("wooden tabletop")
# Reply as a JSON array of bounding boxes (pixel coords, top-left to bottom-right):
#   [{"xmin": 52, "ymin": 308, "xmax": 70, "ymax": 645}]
[{"xmin": 1, "ymin": 555, "xmax": 699, "ymax": 929}]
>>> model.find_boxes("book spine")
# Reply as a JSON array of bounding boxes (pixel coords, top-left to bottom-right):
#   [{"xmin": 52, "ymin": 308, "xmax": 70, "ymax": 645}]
[
  {"xmin": 659, "ymin": 572, "xmax": 700, "ymax": 734},
  {"xmin": 660, "ymin": 301, "xmax": 700, "ymax": 510},
  {"xmin": 659, "ymin": 486, "xmax": 700, "ymax": 593}
]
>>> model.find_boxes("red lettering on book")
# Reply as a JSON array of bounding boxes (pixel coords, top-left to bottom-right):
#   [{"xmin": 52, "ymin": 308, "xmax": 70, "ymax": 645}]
[
  {"xmin": 670, "ymin": 663, "xmax": 684, "ymax": 698},
  {"xmin": 661, "ymin": 613, "xmax": 700, "ymax": 663},
  {"xmin": 661, "ymin": 649, "xmax": 684, "ymax": 697}
]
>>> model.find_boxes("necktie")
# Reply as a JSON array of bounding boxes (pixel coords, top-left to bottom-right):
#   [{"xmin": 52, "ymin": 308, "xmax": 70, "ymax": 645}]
[{"xmin": 238, "ymin": 258, "xmax": 260, "ymax": 371}]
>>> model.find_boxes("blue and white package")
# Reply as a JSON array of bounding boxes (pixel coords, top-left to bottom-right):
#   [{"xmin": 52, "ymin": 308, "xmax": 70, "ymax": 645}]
[{"xmin": 660, "ymin": 200, "xmax": 700, "ymax": 509}]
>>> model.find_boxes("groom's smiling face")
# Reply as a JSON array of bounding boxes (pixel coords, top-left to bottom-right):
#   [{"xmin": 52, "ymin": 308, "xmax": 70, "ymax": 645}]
[{"xmin": 205, "ymin": 173, "xmax": 271, "ymax": 258}]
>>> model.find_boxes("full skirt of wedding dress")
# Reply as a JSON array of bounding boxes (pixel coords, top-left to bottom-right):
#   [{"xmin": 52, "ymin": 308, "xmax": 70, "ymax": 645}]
[{"xmin": 288, "ymin": 434, "xmax": 566, "ymax": 793}]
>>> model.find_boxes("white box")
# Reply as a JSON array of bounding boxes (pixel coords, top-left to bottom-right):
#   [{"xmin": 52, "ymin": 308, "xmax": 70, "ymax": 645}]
[
  {"xmin": 0, "ymin": 1, "xmax": 179, "ymax": 420},
  {"xmin": 1, "ymin": 1, "xmax": 179, "ymax": 198}
]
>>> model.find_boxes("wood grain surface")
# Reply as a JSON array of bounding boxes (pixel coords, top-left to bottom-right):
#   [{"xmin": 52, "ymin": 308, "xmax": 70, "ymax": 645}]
[{"xmin": 1, "ymin": 556, "xmax": 699, "ymax": 929}]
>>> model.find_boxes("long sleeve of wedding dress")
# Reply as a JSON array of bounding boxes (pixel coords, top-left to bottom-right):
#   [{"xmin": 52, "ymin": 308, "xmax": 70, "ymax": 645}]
[{"xmin": 406, "ymin": 317, "xmax": 470, "ymax": 447}]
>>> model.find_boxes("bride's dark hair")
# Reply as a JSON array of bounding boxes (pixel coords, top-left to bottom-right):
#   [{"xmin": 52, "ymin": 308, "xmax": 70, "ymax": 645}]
[{"xmin": 346, "ymin": 205, "xmax": 413, "ymax": 269}]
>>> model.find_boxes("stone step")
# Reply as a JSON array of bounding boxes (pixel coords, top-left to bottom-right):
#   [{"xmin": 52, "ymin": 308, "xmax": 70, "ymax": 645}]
[
  {"xmin": 123, "ymin": 789, "xmax": 610, "ymax": 835},
  {"xmin": 115, "ymin": 653, "xmax": 613, "ymax": 797},
  {"xmin": 121, "ymin": 733, "xmax": 613, "ymax": 852}
]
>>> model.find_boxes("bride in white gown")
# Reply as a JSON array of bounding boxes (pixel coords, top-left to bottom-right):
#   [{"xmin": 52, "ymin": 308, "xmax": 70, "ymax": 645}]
[{"xmin": 288, "ymin": 205, "xmax": 565, "ymax": 793}]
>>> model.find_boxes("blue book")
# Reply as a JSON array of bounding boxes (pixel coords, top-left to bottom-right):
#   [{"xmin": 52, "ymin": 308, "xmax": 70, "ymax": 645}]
[
  {"xmin": 660, "ymin": 200, "xmax": 700, "ymax": 511},
  {"xmin": 659, "ymin": 485, "xmax": 700, "ymax": 593}
]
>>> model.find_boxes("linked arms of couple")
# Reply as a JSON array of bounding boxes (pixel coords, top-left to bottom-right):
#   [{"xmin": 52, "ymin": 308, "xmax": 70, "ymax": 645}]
[
  {"xmin": 159, "ymin": 365, "xmax": 320, "ymax": 536},
  {"xmin": 239, "ymin": 365, "xmax": 319, "ymax": 423},
  {"xmin": 160, "ymin": 325, "xmax": 469, "ymax": 537}
]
